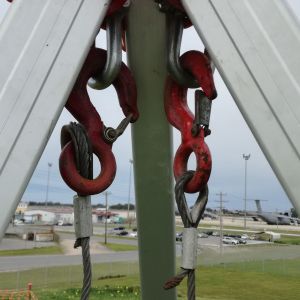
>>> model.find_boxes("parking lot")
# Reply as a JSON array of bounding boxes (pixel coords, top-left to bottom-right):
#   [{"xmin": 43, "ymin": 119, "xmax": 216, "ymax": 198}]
[{"xmin": 176, "ymin": 234, "xmax": 269, "ymax": 248}]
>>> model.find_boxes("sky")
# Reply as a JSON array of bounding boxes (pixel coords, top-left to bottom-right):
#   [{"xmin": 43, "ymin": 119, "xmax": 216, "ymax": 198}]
[{"xmin": 0, "ymin": 1, "xmax": 299, "ymax": 213}]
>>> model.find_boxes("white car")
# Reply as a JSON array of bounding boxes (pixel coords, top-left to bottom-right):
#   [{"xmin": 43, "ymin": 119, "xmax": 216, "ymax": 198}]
[
  {"xmin": 222, "ymin": 237, "xmax": 239, "ymax": 245},
  {"xmin": 129, "ymin": 232, "xmax": 137, "ymax": 238},
  {"xmin": 241, "ymin": 234, "xmax": 249, "ymax": 240},
  {"xmin": 13, "ymin": 219, "xmax": 24, "ymax": 225}
]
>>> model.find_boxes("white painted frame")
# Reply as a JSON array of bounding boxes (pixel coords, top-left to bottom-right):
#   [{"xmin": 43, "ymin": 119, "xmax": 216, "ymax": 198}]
[
  {"xmin": 0, "ymin": 0, "xmax": 110, "ymax": 239},
  {"xmin": 183, "ymin": 0, "xmax": 300, "ymax": 213}
]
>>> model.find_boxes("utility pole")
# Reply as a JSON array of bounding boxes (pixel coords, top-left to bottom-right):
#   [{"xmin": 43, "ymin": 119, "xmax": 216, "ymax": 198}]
[
  {"xmin": 215, "ymin": 192, "xmax": 227, "ymax": 256},
  {"xmin": 104, "ymin": 191, "xmax": 111, "ymax": 245},
  {"xmin": 243, "ymin": 154, "xmax": 250, "ymax": 229},
  {"xmin": 45, "ymin": 162, "xmax": 52, "ymax": 207},
  {"xmin": 127, "ymin": 159, "xmax": 133, "ymax": 227}
]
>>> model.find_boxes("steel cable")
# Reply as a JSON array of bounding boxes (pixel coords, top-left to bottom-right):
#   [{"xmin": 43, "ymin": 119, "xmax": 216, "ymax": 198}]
[
  {"xmin": 61, "ymin": 122, "xmax": 93, "ymax": 300},
  {"xmin": 164, "ymin": 171, "xmax": 208, "ymax": 300}
]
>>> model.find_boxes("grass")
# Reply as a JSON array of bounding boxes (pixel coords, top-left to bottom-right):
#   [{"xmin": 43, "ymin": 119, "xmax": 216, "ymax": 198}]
[
  {"xmin": 100, "ymin": 242, "xmax": 138, "ymax": 252},
  {"xmin": 275, "ymin": 236, "xmax": 300, "ymax": 245},
  {"xmin": 1, "ymin": 258, "xmax": 300, "ymax": 299},
  {"xmin": 36, "ymin": 286, "xmax": 140, "ymax": 299},
  {"xmin": 0, "ymin": 246, "xmax": 63, "ymax": 256},
  {"xmin": 0, "ymin": 262, "xmax": 140, "ymax": 291},
  {"xmin": 181, "ymin": 261, "xmax": 300, "ymax": 300}
]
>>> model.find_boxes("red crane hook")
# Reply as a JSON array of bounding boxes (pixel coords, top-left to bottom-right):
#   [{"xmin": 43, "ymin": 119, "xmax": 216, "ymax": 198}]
[
  {"xmin": 60, "ymin": 46, "xmax": 138, "ymax": 196},
  {"xmin": 165, "ymin": 50, "xmax": 217, "ymax": 193}
]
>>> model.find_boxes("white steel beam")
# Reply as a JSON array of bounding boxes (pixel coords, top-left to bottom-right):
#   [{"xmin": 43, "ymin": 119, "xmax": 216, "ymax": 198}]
[
  {"xmin": 0, "ymin": 0, "xmax": 110, "ymax": 239},
  {"xmin": 182, "ymin": 0, "xmax": 300, "ymax": 213}
]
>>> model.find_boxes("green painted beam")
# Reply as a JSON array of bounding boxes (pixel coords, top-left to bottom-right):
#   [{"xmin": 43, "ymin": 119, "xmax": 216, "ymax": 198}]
[{"xmin": 126, "ymin": 1, "xmax": 177, "ymax": 299}]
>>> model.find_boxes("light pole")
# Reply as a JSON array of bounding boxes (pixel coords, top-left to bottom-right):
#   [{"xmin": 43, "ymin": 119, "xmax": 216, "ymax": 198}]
[
  {"xmin": 243, "ymin": 154, "xmax": 250, "ymax": 229},
  {"xmin": 45, "ymin": 162, "xmax": 52, "ymax": 207},
  {"xmin": 216, "ymin": 192, "xmax": 227, "ymax": 256},
  {"xmin": 127, "ymin": 159, "xmax": 133, "ymax": 227},
  {"xmin": 104, "ymin": 191, "xmax": 111, "ymax": 244}
]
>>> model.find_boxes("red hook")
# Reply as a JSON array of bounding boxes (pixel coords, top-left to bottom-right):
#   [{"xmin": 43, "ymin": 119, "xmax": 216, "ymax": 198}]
[
  {"xmin": 60, "ymin": 46, "xmax": 138, "ymax": 196},
  {"xmin": 166, "ymin": 0, "xmax": 184, "ymax": 11},
  {"xmin": 165, "ymin": 50, "xmax": 217, "ymax": 193},
  {"xmin": 106, "ymin": 0, "xmax": 127, "ymax": 17}
]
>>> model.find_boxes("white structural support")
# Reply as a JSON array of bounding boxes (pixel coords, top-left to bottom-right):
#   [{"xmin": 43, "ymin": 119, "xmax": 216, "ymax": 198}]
[
  {"xmin": 0, "ymin": 0, "xmax": 110, "ymax": 240},
  {"xmin": 183, "ymin": 0, "xmax": 300, "ymax": 213}
]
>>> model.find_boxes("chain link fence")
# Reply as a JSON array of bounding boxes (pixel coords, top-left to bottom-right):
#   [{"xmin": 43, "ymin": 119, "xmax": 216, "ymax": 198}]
[
  {"xmin": 0, "ymin": 261, "xmax": 139, "ymax": 291},
  {"xmin": 0, "ymin": 244, "xmax": 300, "ymax": 292}
]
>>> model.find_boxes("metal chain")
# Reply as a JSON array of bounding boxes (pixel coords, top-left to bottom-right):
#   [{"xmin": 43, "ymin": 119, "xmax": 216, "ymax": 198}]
[{"xmin": 61, "ymin": 122, "xmax": 93, "ymax": 300}]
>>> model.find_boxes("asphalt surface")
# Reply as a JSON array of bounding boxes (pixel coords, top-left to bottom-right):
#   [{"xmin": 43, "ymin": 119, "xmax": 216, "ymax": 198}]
[
  {"xmin": 1, "ymin": 226, "xmax": 299, "ymax": 272},
  {"xmin": 0, "ymin": 251, "xmax": 139, "ymax": 272},
  {"xmin": 0, "ymin": 238, "xmax": 57, "ymax": 250}
]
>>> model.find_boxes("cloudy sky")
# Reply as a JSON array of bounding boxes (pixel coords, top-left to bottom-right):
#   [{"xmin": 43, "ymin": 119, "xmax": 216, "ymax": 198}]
[{"xmin": 1, "ymin": 1, "xmax": 299, "ymax": 213}]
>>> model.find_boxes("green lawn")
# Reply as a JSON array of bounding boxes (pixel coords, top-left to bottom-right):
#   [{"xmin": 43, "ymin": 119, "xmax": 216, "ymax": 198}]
[
  {"xmin": 100, "ymin": 242, "xmax": 138, "ymax": 252},
  {"xmin": 0, "ymin": 246, "xmax": 63, "ymax": 256},
  {"xmin": 1, "ymin": 258, "xmax": 300, "ymax": 299},
  {"xmin": 275, "ymin": 236, "xmax": 300, "ymax": 245},
  {"xmin": 36, "ymin": 286, "xmax": 140, "ymax": 300}
]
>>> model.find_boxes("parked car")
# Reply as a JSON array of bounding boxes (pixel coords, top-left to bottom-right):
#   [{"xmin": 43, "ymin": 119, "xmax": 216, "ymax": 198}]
[
  {"xmin": 237, "ymin": 238, "xmax": 247, "ymax": 244},
  {"xmin": 241, "ymin": 234, "xmax": 249, "ymax": 240},
  {"xmin": 114, "ymin": 226, "xmax": 125, "ymax": 231},
  {"xmin": 205, "ymin": 231, "xmax": 213, "ymax": 236},
  {"xmin": 176, "ymin": 232, "xmax": 183, "ymax": 241},
  {"xmin": 198, "ymin": 233, "xmax": 209, "ymax": 238},
  {"xmin": 212, "ymin": 231, "xmax": 220, "ymax": 236},
  {"xmin": 222, "ymin": 237, "xmax": 239, "ymax": 245},
  {"xmin": 13, "ymin": 219, "xmax": 24, "ymax": 225},
  {"xmin": 129, "ymin": 232, "xmax": 137, "ymax": 237},
  {"xmin": 116, "ymin": 230, "xmax": 128, "ymax": 236}
]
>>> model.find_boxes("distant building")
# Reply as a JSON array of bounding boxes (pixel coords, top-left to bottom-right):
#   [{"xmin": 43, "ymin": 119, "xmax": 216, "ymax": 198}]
[
  {"xmin": 22, "ymin": 205, "xmax": 126, "ymax": 225},
  {"xmin": 15, "ymin": 202, "xmax": 28, "ymax": 215},
  {"xmin": 24, "ymin": 210, "xmax": 57, "ymax": 224},
  {"xmin": 92, "ymin": 210, "xmax": 118, "ymax": 223},
  {"xmin": 255, "ymin": 231, "xmax": 281, "ymax": 242}
]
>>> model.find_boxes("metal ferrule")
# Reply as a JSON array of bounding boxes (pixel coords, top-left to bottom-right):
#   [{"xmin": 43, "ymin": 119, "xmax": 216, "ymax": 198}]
[
  {"xmin": 73, "ymin": 195, "xmax": 93, "ymax": 239},
  {"xmin": 181, "ymin": 227, "xmax": 198, "ymax": 270}
]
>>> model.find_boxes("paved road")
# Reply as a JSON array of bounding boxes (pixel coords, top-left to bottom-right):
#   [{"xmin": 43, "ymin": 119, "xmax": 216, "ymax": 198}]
[
  {"xmin": 0, "ymin": 238, "xmax": 57, "ymax": 250},
  {"xmin": 0, "ymin": 251, "xmax": 139, "ymax": 272},
  {"xmin": 58, "ymin": 232, "xmax": 138, "ymax": 246}
]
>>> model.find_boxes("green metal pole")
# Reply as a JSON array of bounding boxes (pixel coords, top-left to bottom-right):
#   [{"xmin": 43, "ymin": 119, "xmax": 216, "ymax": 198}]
[{"xmin": 126, "ymin": 1, "xmax": 177, "ymax": 300}]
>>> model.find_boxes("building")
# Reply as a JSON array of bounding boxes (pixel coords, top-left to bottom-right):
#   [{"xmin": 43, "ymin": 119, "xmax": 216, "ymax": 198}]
[
  {"xmin": 24, "ymin": 210, "xmax": 57, "ymax": 224},
  {"xmin": 255, "ymin": 231, "xmax": 281, "ymax": 242},
  {"xmin": 15, "ymin": 202, "xmax": 28, "ymax": 215},
  {"xmin": 92, "ymin": 210, "xmax": 118, "ymax": 223}
]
